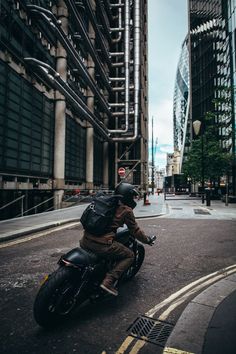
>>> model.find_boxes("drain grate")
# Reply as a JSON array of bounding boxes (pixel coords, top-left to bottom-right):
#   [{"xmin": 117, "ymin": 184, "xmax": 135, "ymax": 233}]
[
  {"xmin": 171, "ymin": 207, "xmax": 183, "ymax": 210},
  {"xmin": 127, "ymin": 315, "xmax": 174, "ymax": 347},
  {"xmin": 194, "ymin": 208, "xmax": 211, "ymax": 215}
]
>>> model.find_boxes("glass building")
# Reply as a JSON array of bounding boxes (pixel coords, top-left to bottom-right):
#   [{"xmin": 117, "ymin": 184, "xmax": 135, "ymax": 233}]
[
  {"xmin": 188, "ymin": 0, "xmax": 235, "ymax": 194},
  {"xmin": 173, "ymin": 36, "xmax": 190, "ymax": 169}
]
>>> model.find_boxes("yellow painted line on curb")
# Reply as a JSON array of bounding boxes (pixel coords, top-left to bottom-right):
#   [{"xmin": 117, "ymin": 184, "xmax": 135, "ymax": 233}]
[
  {"xmin": 163, "ymin": 347, "xmax": 194, "ymax": 354},
  {"xmin": 0, "ymin": 221, "xmax": 81, "ymax": 249}
]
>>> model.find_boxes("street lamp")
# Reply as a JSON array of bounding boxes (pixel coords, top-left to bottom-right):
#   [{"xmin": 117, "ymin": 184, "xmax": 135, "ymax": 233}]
[{"xmin": 192, "ymin": 120, "xmax": 205, "ymax": 204}]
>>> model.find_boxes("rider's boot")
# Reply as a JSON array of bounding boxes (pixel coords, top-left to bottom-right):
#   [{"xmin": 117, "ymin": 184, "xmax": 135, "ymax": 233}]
[{"xmin": 100, "ymin": 276, "xmax": 118, "ymax": 296}]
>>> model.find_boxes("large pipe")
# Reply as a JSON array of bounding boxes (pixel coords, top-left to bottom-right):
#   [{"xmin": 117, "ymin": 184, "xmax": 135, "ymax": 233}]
[
  {"xmin": 24, "ymin": 58, "xmax": 113, "ymax": 141},
  {"xmin": 111, "ymin": 0, "xmax": 123, "ymax": 43},
  {"xmin": 80, "ymin": 0, "xmax": 112, "ymax": 66},
  {"xmin": 108, "ymin": 0, "xmax": 130, "ymax": 133},
  {"xmin": 28, "ymin": 5, "xmax": 111, "ymax": 103},
  {"xmin": 112, "ymin": 0, "xmax": 141, "ymax": 141},
  {"xmin": 25, "ymin": 0, "xmax": 142, "ymax": 143}
]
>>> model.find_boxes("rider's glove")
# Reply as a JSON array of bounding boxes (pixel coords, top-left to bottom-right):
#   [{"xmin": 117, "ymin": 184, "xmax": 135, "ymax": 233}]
[{"xmin": 147, "ymin": 235, "xmax": 156, "ymax": 246}]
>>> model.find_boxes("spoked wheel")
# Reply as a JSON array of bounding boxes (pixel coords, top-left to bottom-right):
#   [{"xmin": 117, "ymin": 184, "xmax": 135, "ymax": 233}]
[
  {"xmin": 33, "ymin": 267, "xmax": 86, "ymax": 327},
  {"xmin": 123, "ymin": 244, "xmax": 145, "ymax": 280}
]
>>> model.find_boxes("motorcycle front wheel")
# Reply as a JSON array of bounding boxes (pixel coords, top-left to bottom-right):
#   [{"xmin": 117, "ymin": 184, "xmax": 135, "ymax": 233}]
[
  {"xmin": 124, "ymin": 244, "xmax": 145, "ymax": 280},
  {"xmin": 33, "ymin": 267, "xmax": 86, "ymax": 327}
]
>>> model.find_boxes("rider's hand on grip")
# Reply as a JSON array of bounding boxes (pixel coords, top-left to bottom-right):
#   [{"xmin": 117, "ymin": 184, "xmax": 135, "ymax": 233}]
[{"xmin": 147, "ymin": 235, "xmax": 156, "ymax": 246}]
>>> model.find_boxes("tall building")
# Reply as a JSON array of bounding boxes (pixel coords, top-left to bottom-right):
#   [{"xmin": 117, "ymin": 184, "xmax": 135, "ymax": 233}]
[
  {"xmin": 173, "ymin": 36, "xmax": 190, "ymax": 169},
  {"xmin": 188, "ymin": 0, "xmax": 236, "ymax": 194},
  {"xmin": 0, "ymin": 0, "xmax": 149, "ymax": 218}
]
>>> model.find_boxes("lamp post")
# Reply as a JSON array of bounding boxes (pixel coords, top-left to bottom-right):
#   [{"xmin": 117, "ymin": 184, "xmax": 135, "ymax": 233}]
[{"xmin": 193, "ymin": 120, "xmax": 205, "ymax": 204}]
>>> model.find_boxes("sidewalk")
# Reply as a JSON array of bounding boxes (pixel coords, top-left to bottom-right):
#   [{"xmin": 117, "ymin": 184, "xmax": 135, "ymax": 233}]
[{"xmin": 0, "ymin": 193, "xmax": 166, "ymax": 243}]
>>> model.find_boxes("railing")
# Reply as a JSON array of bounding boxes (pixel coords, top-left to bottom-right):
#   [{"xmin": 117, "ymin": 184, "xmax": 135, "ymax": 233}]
[
  {"xmin": 0, "ymin": 195, "xmax": 25, "ymax": 217},
  {"xmin": 15, "ymin": 195, "xmax": 57, "ymax": 218}
]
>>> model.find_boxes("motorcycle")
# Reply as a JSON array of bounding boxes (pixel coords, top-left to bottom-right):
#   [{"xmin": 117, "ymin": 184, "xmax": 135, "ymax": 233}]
[{"xmin": 33, "ymin": 228, "xmax": 156, "ymax": 327}]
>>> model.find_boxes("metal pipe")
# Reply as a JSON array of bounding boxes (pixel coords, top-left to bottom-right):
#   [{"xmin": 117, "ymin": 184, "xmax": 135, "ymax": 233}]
[
  {"xmin": 112, "ymin": 0, "xmax": 140, "ymax": 141},
  {"xmin": 24, "ymin": 58, "xmax": 112, "ymax": 141},
  {"xmin": 108, "ymin": 0, "xmax": 130, "ymax": 134},
  {"xmin": 81, "ymin": 0, "xmax": 112, "ymax": 66},
  {"xmin": 96, "ymin": 0, "xmax": 111, "ymax": 38},
  {"xmin": 110, "ymin": 52, "xmax": 124, "ymax": 56},
  {"xmin": 112, "ymin": 0, "xmax": 123, "ymax": 43},
  {"xmin": 27, "ymin": 5, "xmax": 111, "ymax": 115}
]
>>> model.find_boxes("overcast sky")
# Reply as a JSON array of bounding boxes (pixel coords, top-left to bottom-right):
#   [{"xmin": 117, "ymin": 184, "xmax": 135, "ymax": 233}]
[{"xmin": 148, "ymin": 0, "xmax": 188, "ymax": 170}]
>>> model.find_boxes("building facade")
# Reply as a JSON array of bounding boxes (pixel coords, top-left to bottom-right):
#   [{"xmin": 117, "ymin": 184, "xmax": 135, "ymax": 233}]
[
  {"xmin": 0, "ymin": 0, "xmax": 149, "ymax": 218},
  {"xmin": 188, "ymin": 0, "xmax": 236, "ymax": 194}
]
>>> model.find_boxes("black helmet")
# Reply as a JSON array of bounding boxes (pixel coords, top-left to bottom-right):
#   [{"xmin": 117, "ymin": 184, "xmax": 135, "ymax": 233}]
[{"xmin": 115, "ymin": 183, "xmax": 139, "ymax": 208}]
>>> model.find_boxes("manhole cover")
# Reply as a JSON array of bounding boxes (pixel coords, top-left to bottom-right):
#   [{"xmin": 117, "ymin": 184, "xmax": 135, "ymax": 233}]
[
  {"xmin": 194, "ymin": 209, "xmax": 211, "ymax": 215},
  {"xmin": 127, "ymin": 315, "xmax": 174, "ymax": 347}
]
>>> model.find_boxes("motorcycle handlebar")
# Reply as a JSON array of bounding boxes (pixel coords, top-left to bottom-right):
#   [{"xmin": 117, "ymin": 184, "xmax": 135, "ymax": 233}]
[{"xmin": 147, "ymin": 235, "xmax": 157, "ymax": 246}]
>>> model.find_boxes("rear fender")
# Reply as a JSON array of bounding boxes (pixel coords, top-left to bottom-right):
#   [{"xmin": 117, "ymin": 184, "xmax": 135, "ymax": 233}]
[{"xmin": 58, "ymin": 247, "xmax": 98, "ymax": 267}]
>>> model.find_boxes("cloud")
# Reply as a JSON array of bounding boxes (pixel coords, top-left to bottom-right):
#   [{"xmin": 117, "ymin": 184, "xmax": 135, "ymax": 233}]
[{"xmin": 159, "ymin": 145, "xmax": 173, "ymax": 153}]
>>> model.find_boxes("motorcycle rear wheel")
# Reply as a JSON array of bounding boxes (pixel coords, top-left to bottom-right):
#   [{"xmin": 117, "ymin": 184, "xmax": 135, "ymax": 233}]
[
  {"xmin": 33, "ymin": 267, "xmax": 86, "ymax": 327},
  {"xmin": 124, "ymin": 244, "xmax": 145, "ymax": 280}
]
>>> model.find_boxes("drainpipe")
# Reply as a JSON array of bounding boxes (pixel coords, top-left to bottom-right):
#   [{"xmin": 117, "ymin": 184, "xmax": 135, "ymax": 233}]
[{"xmin": 53, "ymin": 0, "xmax": 68, "ymax": 209}]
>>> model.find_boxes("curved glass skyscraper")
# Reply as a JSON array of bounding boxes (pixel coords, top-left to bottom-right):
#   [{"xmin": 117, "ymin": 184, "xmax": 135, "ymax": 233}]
[{"xmin": 173, "ymin": 37, "xmax": 190, "ymax": 167}]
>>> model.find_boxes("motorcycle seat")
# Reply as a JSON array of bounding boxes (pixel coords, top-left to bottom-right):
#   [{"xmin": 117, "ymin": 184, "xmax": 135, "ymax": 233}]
[{"xmin": 63, "ymin": 247, "xmax": 99, "ymax": 266}]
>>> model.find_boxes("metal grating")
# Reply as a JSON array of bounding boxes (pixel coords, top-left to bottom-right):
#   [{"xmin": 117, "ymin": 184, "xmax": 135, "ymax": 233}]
[
  {"xmin": 171, "ymin": 207, "xmax": 183, "ymax": 210},
  {"xmin": 127, "ymin": 315, "xmax": 174, "ymax": 347},
  {"xmin": 194, "ymin": 209, "xmax": 211, "ymax": 215}
]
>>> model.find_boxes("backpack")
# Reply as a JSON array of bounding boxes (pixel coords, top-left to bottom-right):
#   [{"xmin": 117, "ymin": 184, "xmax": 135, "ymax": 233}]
[{"xmin": 80, "ymin": 192, "xmax": 121, "ymax": 236}]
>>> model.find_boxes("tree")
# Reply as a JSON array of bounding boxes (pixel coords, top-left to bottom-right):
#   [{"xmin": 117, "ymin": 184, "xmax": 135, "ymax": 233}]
[{"xmin": 183, "ymin": 87, "xmax": 233, "ymax": 186}]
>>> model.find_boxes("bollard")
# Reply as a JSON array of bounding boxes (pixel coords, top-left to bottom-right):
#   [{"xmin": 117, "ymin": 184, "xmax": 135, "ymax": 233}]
[
  {"xmin": 206, "ymin": 188, "xmax": 211, "ymax": 207},
  {"xmin": 143, "ymin": 192, "xmax": 147, "ymax": 205}
]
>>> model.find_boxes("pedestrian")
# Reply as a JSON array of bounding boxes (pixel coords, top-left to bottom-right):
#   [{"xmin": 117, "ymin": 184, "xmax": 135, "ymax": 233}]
[{"xmin": 80, "ymin": 183, "xmax": 154, "ymax": 296}]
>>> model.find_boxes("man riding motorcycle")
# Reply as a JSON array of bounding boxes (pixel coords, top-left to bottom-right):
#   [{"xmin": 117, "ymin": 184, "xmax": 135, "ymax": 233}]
[{"xmin": 80, "ymin": 183, "xmax": 155, "ymax": 296}]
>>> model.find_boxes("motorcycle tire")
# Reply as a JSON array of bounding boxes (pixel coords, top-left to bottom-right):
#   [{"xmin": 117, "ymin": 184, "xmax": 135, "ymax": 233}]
[
  {"xmin": 33, "ymin": 267, "xmax": 86, "ymax": 327},
  {"xmin": 124, "ymin": 244, "xmax": 145, "ymax": 280}
]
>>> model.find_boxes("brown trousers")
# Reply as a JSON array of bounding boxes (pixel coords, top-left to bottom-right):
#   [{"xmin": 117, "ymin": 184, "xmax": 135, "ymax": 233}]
[{"xmin": 80, "ymin": 238, "xmax": 134, "ymax": 280}]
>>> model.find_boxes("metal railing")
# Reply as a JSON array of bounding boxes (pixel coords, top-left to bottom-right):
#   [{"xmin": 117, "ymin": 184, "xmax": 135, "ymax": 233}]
[
  {"xmin": 0, "ymin": 195, "xmax": 25, "ymax": 217},
  {"xmin": 15, "ymin": 195, "xmax": 57, "ymax": 218}
]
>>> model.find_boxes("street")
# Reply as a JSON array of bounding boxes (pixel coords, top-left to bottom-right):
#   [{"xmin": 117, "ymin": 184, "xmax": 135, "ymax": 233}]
[{"xmin": 1, "ymin": 204, "xmax": 236, "ymax": 354}]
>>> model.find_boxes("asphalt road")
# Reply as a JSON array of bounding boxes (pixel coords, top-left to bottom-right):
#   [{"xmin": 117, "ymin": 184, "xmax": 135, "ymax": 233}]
[{"xmin": 0, "ymin": 216, "xmax": 236, "ymax": 354}]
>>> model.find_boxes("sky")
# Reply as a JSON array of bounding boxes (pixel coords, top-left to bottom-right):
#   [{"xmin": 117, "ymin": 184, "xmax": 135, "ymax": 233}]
[{"xmin": 148, "ymin": 0, "xmax": 188, "ymax": 170}]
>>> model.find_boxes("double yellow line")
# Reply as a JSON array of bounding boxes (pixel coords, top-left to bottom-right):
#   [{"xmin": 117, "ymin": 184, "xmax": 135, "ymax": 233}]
[{"xmin": 114, "ymin": 264, "xmax": 236, "ymax": 354}]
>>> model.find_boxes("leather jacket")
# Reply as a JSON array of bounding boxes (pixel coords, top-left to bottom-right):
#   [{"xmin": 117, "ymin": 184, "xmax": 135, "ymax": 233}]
[{"xmin": 81, "ymin": 203, "xmax": 150, "ymax": 245}]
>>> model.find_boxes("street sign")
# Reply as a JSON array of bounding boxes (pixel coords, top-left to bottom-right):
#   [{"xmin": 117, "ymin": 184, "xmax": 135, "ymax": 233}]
[{"xmin": 118, "ymin": 167, "xmax": 126, "ymax": 177}]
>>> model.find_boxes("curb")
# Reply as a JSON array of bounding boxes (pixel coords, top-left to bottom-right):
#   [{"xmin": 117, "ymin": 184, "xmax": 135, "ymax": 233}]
[
  {"xmin": 164, "ymin": 273, "xmax": 236, "ymax": 354},
  {"xmin": 0, "ymin": 218, "xmax": 80, "ymax": 243}
]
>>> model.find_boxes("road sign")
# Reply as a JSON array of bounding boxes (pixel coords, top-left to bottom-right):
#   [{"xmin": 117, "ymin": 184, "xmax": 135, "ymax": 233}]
[{"xmin": 118, "ymin": 167, "xmax": 126, "ymax": 177}]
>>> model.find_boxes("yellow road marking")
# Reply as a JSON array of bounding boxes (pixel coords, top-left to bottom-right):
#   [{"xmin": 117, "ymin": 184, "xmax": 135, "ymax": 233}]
[
  {"xmin": 128, "ymin": 339, "xmax": 146, "ymax": 354},
  {"xmin": 163, "ymin": 348, "xmax": 195, "ymax": 354},
  {"xmin": 0, "ymin": 221, "xmax": 81, "ymax": 249},
  {"xmin": 115, "ymin": 336, "xmax": 134, "ymax": 354},
  {"xmin": 115, "ymin": 264, "xmax": 236, "ymax": 354}
]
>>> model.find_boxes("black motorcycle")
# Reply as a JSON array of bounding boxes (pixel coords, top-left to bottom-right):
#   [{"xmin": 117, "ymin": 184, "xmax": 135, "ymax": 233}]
[{"xmin": 33, "ymin": 228, "xmax": 156, "ymax": 327}]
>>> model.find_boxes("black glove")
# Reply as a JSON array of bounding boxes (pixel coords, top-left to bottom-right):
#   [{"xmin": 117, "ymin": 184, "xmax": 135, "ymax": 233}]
[{"xmin": 147, "ymin": 235, "xmax": 156, "ymax": 246}]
